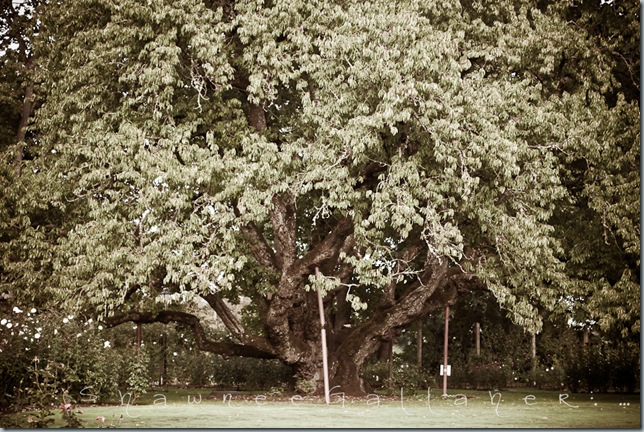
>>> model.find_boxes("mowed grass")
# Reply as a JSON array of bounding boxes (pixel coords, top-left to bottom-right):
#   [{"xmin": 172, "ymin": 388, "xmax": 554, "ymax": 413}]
[{"xmin": 8, "ymin": 388, "xmax": 641, "ymax": 428}]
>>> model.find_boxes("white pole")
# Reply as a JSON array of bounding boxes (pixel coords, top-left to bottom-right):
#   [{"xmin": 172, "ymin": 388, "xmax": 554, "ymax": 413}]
[
  {"xmin": 442, "ymin": 304, "xmax": 450, "ymax": 397},
  {"xmin": 315, "ymin": 267, "xmax": 331, "ymax": 404}
]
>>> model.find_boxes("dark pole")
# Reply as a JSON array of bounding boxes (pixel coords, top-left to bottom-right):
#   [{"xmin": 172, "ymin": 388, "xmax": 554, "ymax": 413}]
[{"xmin": 160, "ymin": 333, "xmax": 167, "ymax": 386}]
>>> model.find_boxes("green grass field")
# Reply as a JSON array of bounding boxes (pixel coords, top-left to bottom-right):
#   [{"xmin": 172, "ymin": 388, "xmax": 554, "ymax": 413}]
[{"xmin": 4, "ymin": 388, "xmax": 640, "ymax": 428}]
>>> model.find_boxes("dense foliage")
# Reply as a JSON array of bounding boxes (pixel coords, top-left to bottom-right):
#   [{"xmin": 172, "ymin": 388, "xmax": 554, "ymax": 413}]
[
  {"xmin": 0, "ymin": 0, "xmax": 639, "ymax": 395},
  {"xmin": 0, "ymin": 303, "xmax": 292, "ymax": 423},
  {"xmin": 372, "ymin": 291, "xmax": 639, "ymax": 394}
]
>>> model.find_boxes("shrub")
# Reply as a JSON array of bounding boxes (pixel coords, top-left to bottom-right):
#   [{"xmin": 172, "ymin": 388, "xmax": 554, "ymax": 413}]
[
  {"xmin": 363, "ymin": 361, "xmax": 433, "ymax": 394},
  {"xmin": 294, "ymin": 375, "xmax": 317, "ymax": 395},
  {"xmin": 610, "ymin": 346, "xmax": 639, "ymax": 393},
  {"xmin": 449, "ymin": 351, "xmax": 514, "ymax": 390},
  {"xmin": 0, "ymin": 306, "xmax": 129, "ymax": 411},
  {"xmin": 362, "ymin": 361, "xmax": 389, "ymax": 391},
  {"xmin": 126, "ymin": 347, "xmax": 151, "ymax": 402},
  {"xmin": 563, "ymin": 343, "xmax": 639, "ymax": 393}
]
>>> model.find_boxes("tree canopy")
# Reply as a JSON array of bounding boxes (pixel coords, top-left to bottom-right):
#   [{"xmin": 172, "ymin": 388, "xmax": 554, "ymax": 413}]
[{"xmin": 1, "ymin": 0, "xmax": 639, "ymax": 394}]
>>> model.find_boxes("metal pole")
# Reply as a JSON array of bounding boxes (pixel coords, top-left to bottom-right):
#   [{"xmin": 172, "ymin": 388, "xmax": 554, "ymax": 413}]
[
  {"xmin": 442, "ymin": 304, "xmax": 449, "ymax": 396},
  {"xmin": 315, "ymin": 267, "xmax": 331, "ymax": 404}
]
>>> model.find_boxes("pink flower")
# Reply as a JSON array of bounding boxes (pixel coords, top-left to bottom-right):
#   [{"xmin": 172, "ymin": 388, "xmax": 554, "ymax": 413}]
[
  {"xmin": 60, "ymin": 403, "xmax": 73, "ymax": 412},
  {"xmin": 96, "ymin": 416, "xmax": 105, "ymax": 422}
]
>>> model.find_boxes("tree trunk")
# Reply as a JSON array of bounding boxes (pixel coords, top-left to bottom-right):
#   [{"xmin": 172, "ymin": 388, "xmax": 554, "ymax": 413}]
[
  {"xmin": 330, "ymin": 353, "xmax": 365, "ymax": 396},
  {"xmin": 13, "ymin": 82, "xmax": 34, "ymax": 175},
  {"xmin": 264, "ymin": 264, "xmax": 469, "ymax": 395}
]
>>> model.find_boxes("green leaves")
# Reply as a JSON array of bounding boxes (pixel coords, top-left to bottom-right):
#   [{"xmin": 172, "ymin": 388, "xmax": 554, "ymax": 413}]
[{"xmin": 1, "ymin": 0, "xmax": 637, "ymax": 351}]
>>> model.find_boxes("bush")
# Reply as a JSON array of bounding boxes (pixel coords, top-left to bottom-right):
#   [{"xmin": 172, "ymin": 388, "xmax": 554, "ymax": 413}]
[
  {"xmin": 126, "ymin": 347, "xmax": 151, "ymax": 401},
  {"xmin": 160, "ymin": 346, "xmax": 293, "ymax": 390},
  {"xmin": 563, "ymin": 344, "xmax": 638, "ymax": 393},
  {"xmin": 610, "ymin": 346, "xmax": 639, "ymax": 393},
  {"xmin": 448, "ymin": 354, "xmax": 512, "ymax": 391},
  {"xmin": 362, "ymin": 361, "xmax": 389, "ymax": 390},
  {"xmin": 0, "ymin": 306, "xmax": 131, "ymax": 411},
  {"xmin": 294, "ymin": 375, "xmax": 317, "ymax": 395},
  {"xmin": 363, "ymin": 361, "xmax": 433, "ymax": 394}
]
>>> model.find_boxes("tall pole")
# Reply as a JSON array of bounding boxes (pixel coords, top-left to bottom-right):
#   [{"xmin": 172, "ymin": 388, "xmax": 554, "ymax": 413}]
[
  {"xmin": 388, "ymin": 336, "xmax": 394, "ymax": 380},
  {"xmin": 416, "ymin": 321, "xmax": 423, "ymax": 368},
  {"xmin": 136, "ymin": 323, "xmax": 142, "ymax": 356},
  {"xmin": 475, "ymin": 322, "xmax": 481, "ymax": 357},
  {"xmin": 442, "ymin": 304, "xmax": 450, "ymax": 397},
  {"xmin": 315, "ymin": 267, "xmax": 330, "ymax": 404},
  {"xmin": 531, "ymin": 332, "xmax": 537, "ymax": 374}
]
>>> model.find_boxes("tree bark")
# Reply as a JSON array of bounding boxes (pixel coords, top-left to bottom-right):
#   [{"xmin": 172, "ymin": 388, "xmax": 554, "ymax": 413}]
[
  {"xmin": 9, "ymin": 0, "xmax": 35, "ymax": 175},
  {"xmin": 13, "ymin": 83, "xmax": 34, "ymax": 175}
]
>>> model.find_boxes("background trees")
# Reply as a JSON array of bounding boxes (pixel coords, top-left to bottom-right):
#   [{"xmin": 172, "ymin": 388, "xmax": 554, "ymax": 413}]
[{"xmin": 0, "ymin": 0, "xmax": 638, "ymax": 397}]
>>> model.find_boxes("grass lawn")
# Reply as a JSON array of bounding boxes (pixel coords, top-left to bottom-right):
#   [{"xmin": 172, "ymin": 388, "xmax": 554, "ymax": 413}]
[{"xmin": 4, "ymin": 388, "xmax": 640, "ymax": 428}]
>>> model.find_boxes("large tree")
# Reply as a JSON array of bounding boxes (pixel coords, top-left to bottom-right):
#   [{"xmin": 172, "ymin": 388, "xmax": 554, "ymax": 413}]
[{"xmin": 2, "ymin": 0, "xmax": 638, "ymax": 394}]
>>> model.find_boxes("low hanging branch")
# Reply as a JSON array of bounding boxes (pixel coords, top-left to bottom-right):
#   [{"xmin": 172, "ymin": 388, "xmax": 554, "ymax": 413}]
[
  {"xmin": 102, "ymin": 310, "xmax": 277, "ymax": 359},
  {"xmin": 201, "ymin": 293, "xmax": 276, "ymax": 354}
]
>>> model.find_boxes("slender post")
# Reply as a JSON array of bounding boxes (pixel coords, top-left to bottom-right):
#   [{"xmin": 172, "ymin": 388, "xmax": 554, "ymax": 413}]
[
  {"xmin": 136, "ymin": 323, "xmax": 142, "ymax": 356},
  {"xmin": 442, "ymin": 304, "xmax": 450, "ymax": 396},
  {"xmin": 388, "ymin": 336, "xmax": 394, "ymax": 380},
  {"xmin": 416, "ymin": 321, "xmax": 423, "ymax": 368},
  {"xmin": 531, "ymin": 332, "xmax": 537, "ymax": 374},
  {"xmin": 475, "ymin": 322, "xmax": 481, "ymax": 357},
  {"xmin": 315, "ymin": 267, "xmax": 330, "ymax": 404},
  {"xmin": 160, "ymin": 332, "xmax": 167, "ymax": 386}
]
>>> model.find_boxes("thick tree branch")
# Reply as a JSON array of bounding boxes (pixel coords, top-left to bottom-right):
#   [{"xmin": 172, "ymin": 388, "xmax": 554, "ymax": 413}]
[
  {"xmin": 270, "ymin": 193, "xmax": 297, "ymax": 271},
  {"xmin": 336, "ymin": 257, "xmax": 451, "ymax": 362},
  {"xmin": 239, "ymin": 222, "xmax": 279, "ymax": 270},
  {"xmin": 103, "ymin": 310, "xmax": 276, "ymax": 359},
  {"xmin": 292, "ymin": 217, "xmax": 354, "ymax": 280},
  {"xmin": 201, "ymin": 293, "xmax": 275, "ymax": 354},
  {"xmin": 380, "ymin": 241, "xmax": 425, "ymax": 308},
  {"xmin": 248, "ymin": 104, "xmax": 266, "ymax": 131}
]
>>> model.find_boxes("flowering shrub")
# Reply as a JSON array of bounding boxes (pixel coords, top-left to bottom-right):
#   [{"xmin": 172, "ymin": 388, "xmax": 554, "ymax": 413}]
[
  {"xmin": 0, "ymin": 305, "xmax": 128, "ymax": 412},
  {"xmin": 60, "ymin": 401, "xmax": 83, "ymax": 428}
]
